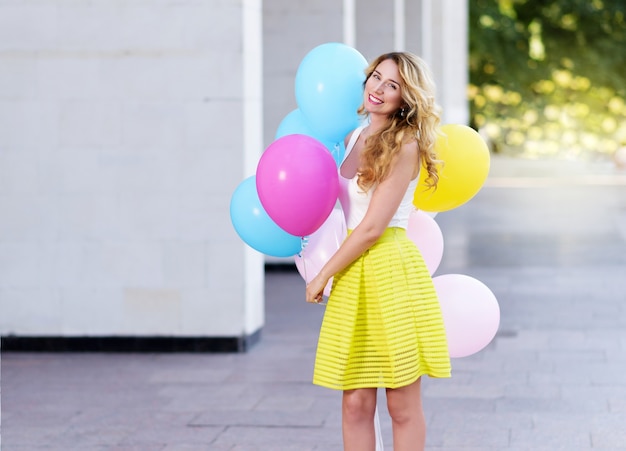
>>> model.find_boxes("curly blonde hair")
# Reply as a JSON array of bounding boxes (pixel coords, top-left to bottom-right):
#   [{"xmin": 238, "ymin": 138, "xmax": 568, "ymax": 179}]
[{"xmin": 356, "ymin": 52, "xmax": 442, "ymax": 191}]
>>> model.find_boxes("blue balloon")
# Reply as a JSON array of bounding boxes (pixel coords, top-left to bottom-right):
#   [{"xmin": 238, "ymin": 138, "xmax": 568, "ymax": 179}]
[
  {"xmin": 230, "ymin": 176, "xmax": 302, "ymax": 257},
  {"xmin": 295, "ymin": 43, "xmax": 368, "ymax": 143},
  {"xmin": 275, "ymin": 109, "xmax": 346, "ymax": 167},
  {"xmin": 275, "ymin": 108, "xmax": 316, "ymax": 138}
]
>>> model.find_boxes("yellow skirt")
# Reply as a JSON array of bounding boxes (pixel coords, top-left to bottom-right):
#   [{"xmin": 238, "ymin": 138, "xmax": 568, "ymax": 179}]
[{"xmin": 313, "ymin": 227, "xmax": 451, "ymax": 390}]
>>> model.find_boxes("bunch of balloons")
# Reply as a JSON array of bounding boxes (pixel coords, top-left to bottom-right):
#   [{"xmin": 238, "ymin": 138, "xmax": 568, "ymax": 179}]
[
  {"xmin": 230, "ymin": 43, "xmax": 368, "ymax": 257},
  {"xmin": 231, "ymin": 42, "xmax": 499, "ymax": 359}
]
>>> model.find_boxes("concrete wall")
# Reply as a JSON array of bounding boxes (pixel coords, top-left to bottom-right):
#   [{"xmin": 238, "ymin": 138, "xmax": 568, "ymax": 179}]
[{"xmin": 0, "ymin": 0, "xmax": 264, "ymax": 344}]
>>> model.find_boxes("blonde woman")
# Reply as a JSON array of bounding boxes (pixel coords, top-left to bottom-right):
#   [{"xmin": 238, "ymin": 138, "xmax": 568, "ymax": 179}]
[{"xmin": 306, "ymin": 52, "xmax": 451, "ymax": 451}]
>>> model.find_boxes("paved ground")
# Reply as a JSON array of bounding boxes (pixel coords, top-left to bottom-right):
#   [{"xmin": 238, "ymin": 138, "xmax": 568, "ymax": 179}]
[{"xmin": 2, "ymin": 155, "xmax": 626, "ymax": 450}]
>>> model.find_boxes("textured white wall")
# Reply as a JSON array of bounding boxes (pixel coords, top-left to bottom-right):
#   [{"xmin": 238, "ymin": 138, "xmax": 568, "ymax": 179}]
[{"xmin": 0, "ymin": 0, "xmax": 264, "ymax": 338}]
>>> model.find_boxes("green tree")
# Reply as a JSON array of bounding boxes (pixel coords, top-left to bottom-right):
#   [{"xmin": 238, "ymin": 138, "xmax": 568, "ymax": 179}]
[{"xmin": 469, "ymin": 0, "xmax": 626, "ymax": 157}]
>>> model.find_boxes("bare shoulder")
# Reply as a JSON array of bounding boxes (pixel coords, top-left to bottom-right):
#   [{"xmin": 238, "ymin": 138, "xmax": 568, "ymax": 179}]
[
  {"xmin": 394, "ymin": 139, "xmax": 420, "ymax": 178},
  {"xmin": 344, "ymin": 127, "xmax": 359, "ymax": 147},
  {"xmin": 398, "ymin": 139, "xmax": 419, "ymax": 162},
  {"xmin": 343, "ymin": 131, "xmax": 353, "ymax": 148}
]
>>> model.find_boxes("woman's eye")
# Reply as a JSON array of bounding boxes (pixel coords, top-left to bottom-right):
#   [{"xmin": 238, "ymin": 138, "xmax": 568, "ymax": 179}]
[{"xmin": 388, "ymin": 83, "xmax": 397, "ymax": 89}]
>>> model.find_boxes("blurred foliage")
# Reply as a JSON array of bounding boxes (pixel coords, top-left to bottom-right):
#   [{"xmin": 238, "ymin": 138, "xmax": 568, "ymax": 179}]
[{"xmin": 469, "ymin": 0, "xmax": 626, "ymax": 158}]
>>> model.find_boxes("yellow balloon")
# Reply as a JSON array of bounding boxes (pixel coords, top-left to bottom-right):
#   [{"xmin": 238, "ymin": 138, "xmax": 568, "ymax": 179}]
[{"xmin": 413, "ymin": 124, "xmax": 490, "ymax": 212}]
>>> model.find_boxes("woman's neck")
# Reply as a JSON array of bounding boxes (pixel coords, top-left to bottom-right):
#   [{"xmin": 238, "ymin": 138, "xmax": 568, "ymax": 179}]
[{"xmin": 366, "ymin": 115, "xmax": 388, "ymax": 134}]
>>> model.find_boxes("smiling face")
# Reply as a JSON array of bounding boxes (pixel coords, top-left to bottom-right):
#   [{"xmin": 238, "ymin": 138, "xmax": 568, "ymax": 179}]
[{"xmin": 363, "ymin": 58, "xmax": 404, "ymax": 117}]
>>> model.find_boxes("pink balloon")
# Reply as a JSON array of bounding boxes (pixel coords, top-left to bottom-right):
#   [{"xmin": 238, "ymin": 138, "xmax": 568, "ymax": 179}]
[
  {"xmin": 406, "ymin": 208, "xmax": 444, "ymax": 275},
  {"xmin": 256, "ymin": 134, "xmax": 339, "ymax": 237},
  {"xmin": 432, "ymin": 274, "xmax": 500, "ymax": 358},
  {"xmin": 294, "ymin": 209, "xmax": 347, "ymax": 297}
]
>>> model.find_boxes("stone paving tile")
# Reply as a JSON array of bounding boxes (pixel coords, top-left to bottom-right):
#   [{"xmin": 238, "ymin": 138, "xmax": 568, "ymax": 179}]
[
  {"xmin": 210, "ymin": 425, "xmax": 338, "ymax": 449},
  {"xmin": 190, "ymin": 410, "xmax": 328, "ymax": 428},
  {"xmin": 608, "ymin": 395, "xmax": 626, "ymax": 413},
  {"xmin": 495, "ymin": 396, "xmax": 610, "ymax": 415},
  {"xmin": 117, "ymin": 424, "xmax": 224, "ymax": 448},
  {"xmin": 162, "ymin": 446, "xmax": 224, "ymax": 451},
  {"xmin": 430, "ymin": 412, "xmax": 534, "ymax": 431},
  {"xmin": 429, "ymin": 426, "xmax": 512, "ymax": 448},
  {"xmin": 423, "ymin": 379, "xmax": 506, "ymax": 399},
  {"xmin": 509, "ymin": 424, "xmax": 593, "ymax": 449},
  {"xmin": 159, "ymin": 386, "xmax": 260, "ymax": 413},
  {"xmin": 148, "ymin": 368, "xmax": 233, "ymax": 384},
  {"xmin": 589, "ymin": 363, "xmax": 626, "ymax": 385}
]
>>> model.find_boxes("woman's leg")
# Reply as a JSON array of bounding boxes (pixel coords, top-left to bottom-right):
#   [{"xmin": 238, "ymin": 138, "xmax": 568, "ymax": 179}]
[
  {"xmin": 342, "ymin": 387, "xmax": 378, "ymax": 451},
  {"xmin": 386, "ymin": 378, "xmax": 425, "ymax": 451}
]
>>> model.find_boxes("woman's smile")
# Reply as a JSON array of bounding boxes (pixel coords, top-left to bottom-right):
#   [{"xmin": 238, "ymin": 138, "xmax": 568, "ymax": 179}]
[{"xmin": 368, "ymin": 94, "xmax": 383, "ymax": 105}]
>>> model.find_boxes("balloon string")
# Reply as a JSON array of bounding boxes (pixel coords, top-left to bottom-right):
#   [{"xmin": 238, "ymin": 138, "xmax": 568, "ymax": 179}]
[
  {"xmin": 300, "ymin": 235, "xmax": 325, "ymax": 305},
  {"xmin": 299, "ymin": 235, "xmax": 309, "ymax": 255},
  {"xmin": 300, "ymin": 236, "xmax": 308, "ymax": 284}
]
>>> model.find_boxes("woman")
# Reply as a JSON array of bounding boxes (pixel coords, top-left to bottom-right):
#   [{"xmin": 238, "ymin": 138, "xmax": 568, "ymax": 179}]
[{"xmin": 305, "ymin": 52, "xmax": 451, "ymax": 451}]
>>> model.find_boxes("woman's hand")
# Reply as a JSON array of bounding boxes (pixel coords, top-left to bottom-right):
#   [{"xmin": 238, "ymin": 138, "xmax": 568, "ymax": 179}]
[{"xmin": 305, "ymin": 274, "xmax": 329, "ymax": 304}]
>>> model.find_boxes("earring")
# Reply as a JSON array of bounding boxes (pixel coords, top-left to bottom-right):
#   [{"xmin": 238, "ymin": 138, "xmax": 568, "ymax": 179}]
[{"xmin": 400, "ymin": 107, "xmax": 406, "ymax": 118}]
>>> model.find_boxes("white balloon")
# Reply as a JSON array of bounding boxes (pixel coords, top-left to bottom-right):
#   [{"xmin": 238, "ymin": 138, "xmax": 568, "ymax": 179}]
[
  {"xmin": 406, "ymin": 209, "xmax": 444, "ymax": 275},
  {"xmin": 294, "ymin": 209, "xmax": 347, "ymax": 296},
  {"xmin": 433, "ymin": 274, "xmax": 500, "ymax": 358}
]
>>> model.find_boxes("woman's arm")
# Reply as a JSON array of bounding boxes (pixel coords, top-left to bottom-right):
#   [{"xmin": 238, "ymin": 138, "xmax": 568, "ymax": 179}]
[{"xmin": 305, "ymin": 141, "xmax": 419, "ymax": 303}]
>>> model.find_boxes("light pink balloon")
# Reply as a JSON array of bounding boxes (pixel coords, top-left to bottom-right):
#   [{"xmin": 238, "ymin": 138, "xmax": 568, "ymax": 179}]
[
  {"xmin": 432, "ymin": 274, "xmax": 500, "ymax": 358},
  {"xmin": 406, "ymin": 208, "xmax": 444, "ymax": 275},
  {"xmin": 294, "ymin": 209, "xmax": 347, "ymax": 297},
  {"xmin": 256, "ymin": 134, "xmax": 339, "ymax": 237}
]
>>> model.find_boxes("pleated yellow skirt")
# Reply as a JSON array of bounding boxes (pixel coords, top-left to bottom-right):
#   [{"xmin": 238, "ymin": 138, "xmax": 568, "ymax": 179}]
[{"xmin": 313, "ymin": 227, "xmax": 451, "ymax": 390}]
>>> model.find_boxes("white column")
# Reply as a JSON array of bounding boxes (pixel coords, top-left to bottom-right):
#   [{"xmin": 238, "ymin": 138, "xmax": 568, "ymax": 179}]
[
  {"xmin": 421, "ymin": 0, "xmax": 433, "ymax": 62},
  {"xmin": 394, "ymin": 0, "xmax": 406, "ymax": 51},
  {"xmin": 242, "ymin": 0, "xmax": 265, "ymax": 336},
  {"xmin": 421, "ymin": 0, "xmax": 469, "ymax": 125},
  {"xmin": 343, "ymin": 0, "xmax": 356, "ymax": 47}
]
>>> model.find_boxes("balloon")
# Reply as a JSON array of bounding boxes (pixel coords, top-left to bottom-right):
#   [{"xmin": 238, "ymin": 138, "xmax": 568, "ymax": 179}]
[
  {"xmin": 432, "ymin": 274, "xmax": 500, "ymax": 358},
  {"xmin": 295, "ymin": 42, "xmax": 368, "ymax": 143},
  {"xmin": 275, "ymin": 108, "xmax": 345, "ymax": 167},
  {"xmin": 229, "ymin": 176, "xmax": 302, "ymax": 257},
  {"xmin": 294, "ymin": 208, "xmax": 347, "ymax": 296},
  {"xmin": 256, "ymin": 134, "xmax": 339, "ymax": 237},
  {"xmin": 406, "ymin": 209, "xmax": 444, "ymax": 275},
  {"xmin": 414, "ymin": 124, "xmax": 490, "ymax": 212}
]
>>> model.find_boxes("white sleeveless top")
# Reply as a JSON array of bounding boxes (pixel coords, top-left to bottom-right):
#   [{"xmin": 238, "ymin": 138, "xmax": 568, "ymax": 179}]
[{"xmin": 338, "ymin": 126, "xmax": 419, "ymax": 230}]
